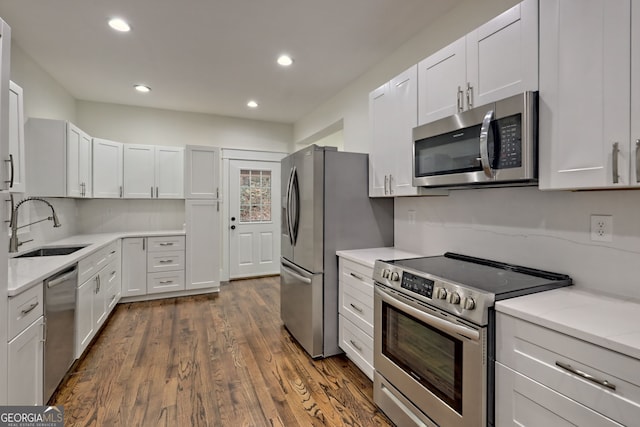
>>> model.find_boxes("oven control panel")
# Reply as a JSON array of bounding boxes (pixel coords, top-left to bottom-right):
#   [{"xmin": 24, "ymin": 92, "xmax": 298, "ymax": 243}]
[
  {"xmin": 400, "ymin": 272, "xmax": 433, "ymax": 298},
  {"xmin": 374, "ymin": 261, "xmax": 494, "ymax": 326}
]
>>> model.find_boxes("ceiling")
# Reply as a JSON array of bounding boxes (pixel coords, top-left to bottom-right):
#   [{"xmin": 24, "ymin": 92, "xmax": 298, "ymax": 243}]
[{"xmin": 0, "ymin": 0, "xmax": 461, "ymax": 124}]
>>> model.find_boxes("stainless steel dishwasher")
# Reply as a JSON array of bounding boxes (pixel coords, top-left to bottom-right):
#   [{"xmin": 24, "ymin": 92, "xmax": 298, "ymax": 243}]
[{"xmin": 44, "ymin": 265, "xmax": 78, "ymax": 403}]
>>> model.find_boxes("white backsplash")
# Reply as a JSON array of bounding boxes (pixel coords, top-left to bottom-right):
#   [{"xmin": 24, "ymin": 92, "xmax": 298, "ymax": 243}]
[
  {"xmin": 395, "ymin": 187, "xmax": 640, "ymax": 301},
  {"xmin": 77, "ymin": 199, "xmax": 185, "ymax": 233}
]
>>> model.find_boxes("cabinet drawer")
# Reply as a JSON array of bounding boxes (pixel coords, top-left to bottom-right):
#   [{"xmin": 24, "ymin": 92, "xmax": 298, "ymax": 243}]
[
  {"xmin": 147, "ymin": 250, "xmax": 185, "ymax": 273},
  {"xmin": 339, "ymin": 314, "xmax": 374, "ymax": 380},
  {"xmin": 497, "ymin": 313, "xmax": 640, "ymax": 426},
  {"xmin": 147, "ymin": 271, "xmax": 185, "ymax": 294},
  {"xmin": 340, "ymin": 279, "xmax": 373, "ymax": 336},
  {"xmin": 104, "ymin": 259, "xmax": 121, "ymax": 310},
  {"xmin": 147, "ymin": 236, "xmax": 185, "ymax": 252},
  {"xmin": 496, "ymin": 362, "xmax": 622, "ymax": 427},
  {"xmin": 8, "ymin": 284, "xmax": 44, "ymax": 341},
  {"xmin": 340, "ymin": 258, "xmax": 374, "ymax": 286},
  {"xmin": 78, "ymin": 240, "xmax": 119, "ymax": 285}
]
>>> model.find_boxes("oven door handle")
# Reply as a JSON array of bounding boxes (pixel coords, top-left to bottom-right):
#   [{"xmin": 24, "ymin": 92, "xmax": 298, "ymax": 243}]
[{"xmin": 376, "ymin": 287, "xmax": 480, "ymax": 341}]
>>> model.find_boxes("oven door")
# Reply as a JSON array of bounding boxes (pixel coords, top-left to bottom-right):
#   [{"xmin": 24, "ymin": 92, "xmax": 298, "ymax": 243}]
[{"xmin": 374, "ymin": 285, "xmax": 487, "ymax": 427}]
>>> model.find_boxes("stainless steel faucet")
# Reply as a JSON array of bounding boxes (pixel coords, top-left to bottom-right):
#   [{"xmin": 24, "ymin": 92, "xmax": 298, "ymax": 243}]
[{"xmin": 9, "ymin": 196, "xmax": 62, "ymax": 253}]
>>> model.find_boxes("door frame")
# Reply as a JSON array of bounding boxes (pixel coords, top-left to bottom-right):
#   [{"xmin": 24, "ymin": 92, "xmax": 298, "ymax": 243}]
[{"xmin": 221, "ymin": 149, "xmax": 287, "ymax": 281}]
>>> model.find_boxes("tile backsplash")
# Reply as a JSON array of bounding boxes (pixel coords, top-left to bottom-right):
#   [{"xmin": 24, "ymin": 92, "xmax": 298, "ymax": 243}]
[{"xmin": 77, "ymin": 199, "xmax": 185, "ymax": 233}]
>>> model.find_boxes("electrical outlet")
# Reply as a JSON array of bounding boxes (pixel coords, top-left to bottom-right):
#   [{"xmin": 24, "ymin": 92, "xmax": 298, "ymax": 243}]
[{"xmin": 590, "ymin": 215, "xmax": 613, "ymax": 242}]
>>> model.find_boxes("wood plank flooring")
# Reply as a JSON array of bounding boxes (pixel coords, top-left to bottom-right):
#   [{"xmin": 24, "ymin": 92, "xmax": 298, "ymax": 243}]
[{"xmin": 53, "ymin": 277, "xmax": 393, "ymax": 427}]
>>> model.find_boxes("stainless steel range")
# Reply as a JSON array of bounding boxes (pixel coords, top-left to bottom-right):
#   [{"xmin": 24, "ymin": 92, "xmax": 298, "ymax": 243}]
[{"xmin": 372, "ymin": 252, "xmax": 572, "ymax": 427}]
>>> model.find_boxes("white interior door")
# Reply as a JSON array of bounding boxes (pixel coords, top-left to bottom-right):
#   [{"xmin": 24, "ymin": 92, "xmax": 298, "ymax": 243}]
[{"xmin": 229, "ymin": 160, "xmax": 281, "ymax": 279}]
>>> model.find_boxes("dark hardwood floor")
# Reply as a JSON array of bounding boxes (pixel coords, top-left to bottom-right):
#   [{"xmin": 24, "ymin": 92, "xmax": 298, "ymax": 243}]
[{"xmin": 53, "ymin": 276, "xmax": 393, "ymax": 426}]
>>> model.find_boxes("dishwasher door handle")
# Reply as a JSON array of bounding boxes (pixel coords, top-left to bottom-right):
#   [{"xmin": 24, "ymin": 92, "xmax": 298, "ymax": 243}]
[{"xmin": 47, "ymin": 269, "xmax": 78, "ymax": 288}]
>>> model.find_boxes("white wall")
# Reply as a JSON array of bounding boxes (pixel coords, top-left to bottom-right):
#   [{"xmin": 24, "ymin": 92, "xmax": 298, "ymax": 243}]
[
  {"xmin": 10, "ymin": 42, "xmax": 76, "ymax": 121},
  {"xmin": 76, "ymin": 100, "xmax": 292, "ymax": 152},
  {"xmin": 77, "ymin": 199, "xmax": 185, "ymax": 233},
  {"xmin": 293, "ymin": 0, "xmax": 520, "ymax": 152},
  {"xmin": 395, "ymin": 188, "xmax": 640, "ymax": 300}
]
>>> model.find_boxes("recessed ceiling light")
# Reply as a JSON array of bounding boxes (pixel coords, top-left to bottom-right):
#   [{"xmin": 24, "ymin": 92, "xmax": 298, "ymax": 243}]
[
  {"xmin": 108, "ymin": 18, "xmax": 131, "ymax": 32},
  {"xmin": 247, "ymin": 100, "xmax": 259, "ymax": 108},
  {"xmin": 277, "ymin": 55, "xmax": 293, "ymax": 67},
  {"xmin": 134, "ymin": 84, "xmax": 151, "ymax": 93}
]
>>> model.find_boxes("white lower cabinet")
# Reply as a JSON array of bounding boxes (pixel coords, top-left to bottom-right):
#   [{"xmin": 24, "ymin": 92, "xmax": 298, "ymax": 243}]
[
  {"xmin": 185, "ymin": 200, "xmax": 221, "ymax": 291},
  {"xmin": 337, "ymin": 257, "xmax": 375, "ymax": 380},
  {"xmin": 7, "ymin": 283, "xmax": 44, "ymax": 405},
  {"xmin": 121, "ymin": 236, "xmax": 186, "ymax": 297},
  {"xmin": 7, "ymin": 317, "xmax": 44, "ymax": 405},
  {"xmin": 496, "ymin": 312, "xmax": 640, "ymax": 426},
  {"xmin": 75, "ymin": 240, "xmax": 121, "ymax": 359}
]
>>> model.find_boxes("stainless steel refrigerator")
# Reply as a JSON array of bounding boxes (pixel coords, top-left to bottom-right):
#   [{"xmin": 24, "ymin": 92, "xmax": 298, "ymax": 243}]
[{"xmin": 280, "ymin": 145, "xmax": 394, "ymax": 358}]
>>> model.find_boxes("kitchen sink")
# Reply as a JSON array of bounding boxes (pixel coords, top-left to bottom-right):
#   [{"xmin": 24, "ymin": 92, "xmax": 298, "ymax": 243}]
[{"xmin": 13, "ymin": 245, "xmax": 88, "ymax": 258}]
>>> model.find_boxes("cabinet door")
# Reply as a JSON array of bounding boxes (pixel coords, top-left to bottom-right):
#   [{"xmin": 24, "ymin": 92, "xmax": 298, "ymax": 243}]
[
  {"xmin": 389, "ymin": 66, "xmax": 419, "ymax": 196},
  {"xmin": 93, "ymin": 272, "xmax": 107, "ymax": 328},
  {"xmin": 466, "ymin": 0, "xmax": 538, "ymax": 108},
  {"xmin": 368, "ymin": 82, "xmax": 392, "ymax": 197},
  {"xmin": 75, "ymin": 279, "xmax": 94, "ymax": 359},
  {"xmin": 7, "ymin": 317, "xmax": 43, "ymax": 405},
  {"xmin": 495, "ymin": 362, "xmax": 623, "ymax": 427},
  {"xmin": 185, "ymin": 145, "xmax": 220, "ymax": 199},
  {"xmin": 79, "ymin": 131, "xmax": 92, "ymax": 197},
  {"xmin": 66, "ymin": 123, "xmax": 83, "ymax": 197},
  {"xmin": 155, "ymin": 146, "xmax": 184, "ymax": 198},
  {"xmin": 121, "ymin": 238, "xmax": 147, "ymax": 297},
  {"xmin": 123, "ymin": 144, "xmax": 155, "ymax": 198},
  {"xmin": 92, "ymin": 138, "xmax": 123, "ymax": 198},
  {"xmin": 539, "ymin": 0, "xmax": 631, "ymax": 189},
  {"xmin": 417, "ymin": 37, "xmax": 466, "ymax": 125},
  {"xmin": 631, "ymin": 0, "xmax": 640, "ymax": 186},
  {"xmin": 185, "ymin": 200, "xmax": 220, "ymax": 290},
  {"xmin": 8, "ymin": 81, "xmax": 26, "ymax": 193}
]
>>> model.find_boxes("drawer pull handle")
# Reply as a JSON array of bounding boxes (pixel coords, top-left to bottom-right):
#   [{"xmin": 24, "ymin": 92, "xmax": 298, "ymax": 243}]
[
  {"xmin": 159, "ymin": 242, "xmax": 174, "ymax": 246},
  {"xmin": 159, "ymin": 280, "xmax": 174, "ymax": 284},
  {"xmin": 555, "ymin": 361, "xmax": 616, "ymax": 391},
  {"xmin": 21, "ymin": 302, "xmax": 39, "ymax": 315},
  {"xmin": 349, "ymin": 303, "xmax": 364, "ymax": 313},
  {"xmin": 159, "ymin": 260, "xmax": 173, "ymax": 264},
  {"xmin": 111, "ymin": 270, "xmax": 117, "ymax": 276},
  {"xmin": 110, "ymin": 250, "xmax": 116, "ymax": 255},
  {"xmin": 110, "ymin": 295, "xmax": 116, "ymax": 302},
  {"xmin": 349, "ymin": 272, "xmax": 364, "ymax": 281},
  {"xmin": 349, "ymin": 339, "xmax": 363, "ymax": 352}
]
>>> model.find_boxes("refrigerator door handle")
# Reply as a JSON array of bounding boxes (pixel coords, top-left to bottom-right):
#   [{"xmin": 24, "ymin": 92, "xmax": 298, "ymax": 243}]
[
  {"xmin": 290, "ymin": 167, "xmax": 300, "ymax": 245},
  {"xmin": 286, "ymin": 167, "xmax": 296, "ymax": 245}
]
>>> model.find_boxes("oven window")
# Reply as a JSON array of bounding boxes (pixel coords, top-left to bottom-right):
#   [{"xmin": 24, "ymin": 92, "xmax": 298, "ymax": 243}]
[{"xmin": 382, "ymin": 301, "xmax": 463, "ymax": 414}]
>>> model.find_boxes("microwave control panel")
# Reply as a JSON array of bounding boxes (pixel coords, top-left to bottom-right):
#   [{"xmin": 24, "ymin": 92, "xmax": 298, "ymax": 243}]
[{"xmin": 495, "ymin": 114, "xmax": 522, "ymax": 169}]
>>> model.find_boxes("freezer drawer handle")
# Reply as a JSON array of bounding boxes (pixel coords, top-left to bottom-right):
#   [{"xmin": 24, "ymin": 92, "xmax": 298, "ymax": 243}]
[
  {"xmin": 281, "ymin": 265, "xmax": 312, "ymax": 284},
  {"xmin": 21, "ymin": 301, "xmax": 39, "ymax": 315},
  {"xmin": 555, "ymin": 361, "xmax": 616, "ymax": 391}
]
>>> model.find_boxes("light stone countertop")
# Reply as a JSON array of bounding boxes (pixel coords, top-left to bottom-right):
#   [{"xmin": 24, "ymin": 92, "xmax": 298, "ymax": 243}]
[
  {"xmin": 496, "ymin": 287, "xmax": 640, "ymax": 361},
  {"xmin": 8, "ymin": 230, "xmax": 185, "ymax": 297},
  {"xmin": 336, "ymin": 247, "xmax": 423, "ymax": 269}
]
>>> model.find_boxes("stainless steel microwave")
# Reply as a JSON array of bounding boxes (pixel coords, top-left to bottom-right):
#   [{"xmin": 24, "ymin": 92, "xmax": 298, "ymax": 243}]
[{"xmin": 413, "ymin": 91, "xmax": 538, "ymax": 188}]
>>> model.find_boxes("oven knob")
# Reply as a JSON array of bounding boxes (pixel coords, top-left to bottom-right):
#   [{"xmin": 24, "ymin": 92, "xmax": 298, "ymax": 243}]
[
  {"xmin": 447, "ymin": 291, "xmax": 461, "ymax": 305},
  {"xmin": 434, "ymin": 287, "xmax": 448, "ymax": 299},
  {"xmin": 462, "ymin": 297, "xmax": 476, "ymax": 310},
  {"xmin": 382, "ymin": 269, "xmax": 390, "ymax": 279},
  {"xmin": 390, "ymin": 272, "xmax": 400, "ymax": 282}
]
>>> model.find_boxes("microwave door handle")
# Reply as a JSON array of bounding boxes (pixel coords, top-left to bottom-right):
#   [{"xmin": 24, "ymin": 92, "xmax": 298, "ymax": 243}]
[{"xmin": 479, "ymin": 109, "xmax": 495, "ymax": 178}]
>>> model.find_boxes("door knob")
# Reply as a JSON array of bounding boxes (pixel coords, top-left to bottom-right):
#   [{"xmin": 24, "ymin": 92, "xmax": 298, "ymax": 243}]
[
  {"xmin": 231, "ymin": 217, "xmax": 236, "ymax": 221},
  {"xmin": 230, "ymin": 225, "xmax": 236, "ymax": 230}
]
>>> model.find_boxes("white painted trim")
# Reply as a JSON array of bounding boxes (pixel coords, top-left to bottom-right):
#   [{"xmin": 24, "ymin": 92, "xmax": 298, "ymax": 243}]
[{"xmin": 222, "ymin": 148, "xmax": 288, "ymax": 162}]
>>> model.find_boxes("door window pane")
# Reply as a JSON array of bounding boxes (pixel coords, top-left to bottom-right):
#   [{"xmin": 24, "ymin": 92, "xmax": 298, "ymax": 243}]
[{"xmin": 239, "ymin": 169, "xmax": 272, "ymax": 223}]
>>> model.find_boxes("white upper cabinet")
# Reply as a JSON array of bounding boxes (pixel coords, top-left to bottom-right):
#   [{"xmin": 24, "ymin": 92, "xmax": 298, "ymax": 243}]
[
  {"xmin": 155, "ymin": 146, "xmax": 184, "ymax": 198},
  {"xmin": 92, "ymin": 138, "xmax": 123, "ymax": 198},
  {"xmin": 418, "ymin": 37, "xmax": 467, "ymax": 125},
  {"xmin": 123, "ymin": 144, "xmax": 184, "ymax": 199},
  {"xmin": 539, "ymin": 0, "xmax": 632, "ymax": 189},
  {"xmin": 418, "ymin": 0, "xmax": 539, "ymax": 126},
  {"xmin": 631, "ymin": 0, "xmax": 640, "ymax": 185},
  {"xmin": 8, "ymin": 81, "xmax": 26, "ymax": 193},
  {"xmin": 25, "ymin": 118, "xmax": 92, "ymax": 198},
  {"xmin": 369, "ymin": 65, "xmax": 421, "ymax": 197},
  {"xmin": 185, "ymin": 145, "xmax": 220, "ymax": 199}
]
